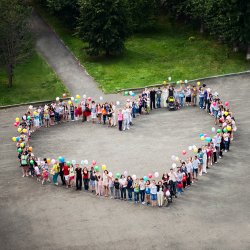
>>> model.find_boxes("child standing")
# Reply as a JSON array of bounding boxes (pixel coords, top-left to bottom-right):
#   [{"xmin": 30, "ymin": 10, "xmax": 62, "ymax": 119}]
[
  {"xmin": 117, "ymin": 109, "xmax": 123, "ymax": 131},
  {"xmin": 145, "ymin": 180, "xmax": 151, "ymax": 205},
  {"xmin": 109, "ymin": 176, "xmax": 114, "ymax": 198},
  {"xmin": 150, "ymin": 180, "xmax": 157, "ymax": 207},
  {"xmin": 114, "ymin": 178, "xmax": 120, "ymax": 199},
  {"xmin": 157, "ymin": 181, "xmax": 164, "ymax": 207},
  {"xmin": 133, "ymin": 178, "xmax": 140, "ymax": 204},
  {"xmin": 139, "ymin": 178, "xmax": 146, "ymax": 204}
]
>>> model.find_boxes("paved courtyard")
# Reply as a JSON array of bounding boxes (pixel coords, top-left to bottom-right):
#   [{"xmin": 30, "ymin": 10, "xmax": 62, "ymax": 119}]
[{"xmin": 0, "ymin": 74, "xmax": 250, "ymax": 250}]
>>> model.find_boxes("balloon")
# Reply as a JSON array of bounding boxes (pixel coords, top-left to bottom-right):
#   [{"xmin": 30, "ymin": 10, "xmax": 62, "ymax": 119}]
[
  {"xmin": 29, "ymin": 105, "xmax": 33, "ymax": 109},
  {"xmin": 175, "ymin": 157, "xmax": 179, "ymax": 162},
  {"xmin": 30, "ymin": 160, "xmax": 34, "ymax": 165},
  {"xmin": 22, "ymin": 129, "xmax": 27, "ymax": 133},
  {"xmin": 81, "ymin": 160, "xmax": 85, "ymax": 165},
  {"xmin": 200, "ymin": 136, "xmax": 205, "ymax": 141},
  {"xmin": 143, "ymin": 176, "xmax": 148, "ymax": 181},
  {"xmin": 58, "ymin": 157, "xmax": 64, "ymax": 163},
  {"xmin": 182, "ymin": 150, "xmax": 187, "ymax": 155},
  {"xmin": 213, "ymin": 102, "xmax": 216, "ymax": 107},
  {"xmin": 132, "ymin": 174, "xmax": 137, "ymax": 180},
  {"xmin": 124, "ymin": 170, "xmax": 128, "ymax": 177},
  {"xmin": 100, "ymin": 96, "xmax": 103, "ymax": 100},
  {"xmin": 217, "ymin": 129, "xmax": 221, "ymax": 133},
  {"xmin": 12, "ymin": 137, "xmax": 16, "ymax": 142},
  {"xmin": 219, "ymin": 118, "xmax": 224, "ymax": 123},
  {"xmin": 75, "ymin": 99, "xmax": 79, "ymax": 103},
  {"xmin": 70, "ymin": 97, "xmax": 74, "ymax": 101},
  {"xmin": 108, "ymin": 172, "xmax": 113, "ymax": 177},
  {"xmin": 15, "ymin": 117, "xmax": 20, "ymax": 122},
  {"xmin": 51, "ymin": 159, "xmax": 56, "ymax": 165},
  {"xmin": 131, "ymin": 93, "xmax": 136, "ymax": 97},
  {"xmin": 17, "ymin": 128, "xmax": 22, "ymax": 133},
  {"xmin": 199, "ymin": 133, "xmax": 204, "ymax": 137},
  {"xmin": 184, "ymin": 80, "xmax": 188, "ymax": 84},
  {"xmin": 27, "ymin": 116, "xmax": 31, "ymax": 120},
  {"xmin": 116, "ymin": 101, "xmax": 120, "ymax": 106},
  {"xmin": 192, "ymin": 145, "xmax": 196, "ymax": 149},
  {"xmin": 72, "ymin": 160, "xmax": 76, "ymax": 165},
  {"xmin": 154, "ymin": 172, "xmax": 159, "ymax": 178},
  {"xmin": 92, "ymin": 160, "xmax": 96, "ymax": 166},
  {"xmin": 129, "ymin": 91, "xmax": 133, "ymax": 95},
  {"xmin": 223, "ymin": 128, "xmax": 227, "ymax": 133},
  {"xmin": 87, "ymin": 97, "xmax": 92, "ymax": 101},
  {"xmin": 205, "ymin": 137, "xmax": 211, "ymax": 142},
  {"xmin": 68, "ymin": 101, "xmax": 72, "ymax": 105},
  {"xmin": 76, "ymin": 94, "xmax": 80, "ymax": 99},
  {"xmin": 83, "ymin": 94, "xmax": 86, "ymax": 99},
  {"xmin": 102, "ymin": 165, "xmax": 107, "ymax": 171},
  {"xmin": 28, "ymin": 147, "xmax": 32, "ymax": 152},
  {"xmin": 176, "ymin": 81, "xmax": 180, "ymax": 85},
  {"xmin": 16, "ymin": 137, "xmax": 20, "ymax": 142},
  {"xmin": 171, "ymin": 155, "xmax": 176, "ymax": 161},
  {"xmin": 148, "ymin": 173, "xmax": 153, "ymax": 179},
  {"xmin": 193, "ymin": 148, "xmax": 198, "ymax": 153},
  {"xmin": 124, "ymin": 91, "xmax": 129, "ymax": 96},
  {"xmin": 163, "ymin": 81, "xmax": 167, "ymax": 85},
  {"xmin": 63, "ymin": 93, "xmax": 67, "ymax": 98},
  {"xmin": 227, "ymin": 125, "xmax": 232, "ymax": 131},
  {"xmin": 225, "ymin": 101, "xmax": 229, "ymax": 106},
  {"xmin": 17, "ymin": 148, "xmax": 22, "ymax": 153},
  {"xmin": 56, "ymin": 97, "xmax": 60, "ymax": 102},
  {"xmin": 13, "ymin": 122, "xmax": 18, "ymax": 127},
  {"xmin": 207, "ymin": 88, "xmax": 211, "ymax": 92},
  {"xmin": 212, "ymin": 127, "xmax": 216, "ymax": 132},
  {"xmin": 116, "ymin": 172, "xmax": 120, "ymax": 178},
  {"xmin": 66, "ymin": 161, "xmax": 71, "ymax": 166},
  {"xmin": 95, "ymin": 166, "xmax": 100, "ymax": 171},
  {"xmin": 197, "ymin": 81, "xmax": 201, "ymax": 86},
  {"xmin": 203, "ymin": 134, "xmax": 208, "ymax": 138},
  {"xmin": 84, "ymin": 160, "xmax": 88, "ymax": 165},
  {"xmin": 168, "ymin": 77, "xmax": 171, "ymax": 81},
  {"xmin": 224, "ymin": 111, "xmax": 229, "ymax": 117},
  {"xmin": 188, "ymin": 146, "xmax": 193, "ymax": 151},
  {"xmin": 172, "ymin": 163, "xmax": 177, "ymax": 168},
  {"xmin": 20, "ymin": 142, "xmax": 25, "ymax": 148}
]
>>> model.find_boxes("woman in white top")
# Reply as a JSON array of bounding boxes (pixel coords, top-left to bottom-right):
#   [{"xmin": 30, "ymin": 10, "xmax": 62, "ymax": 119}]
[
  {"xmin": 103, "ymin": 170, "xmax": 109, "ymax": 197},
  {"xmin": 162, "ymin": 86, "xmax": 168, "ymax": 107}
]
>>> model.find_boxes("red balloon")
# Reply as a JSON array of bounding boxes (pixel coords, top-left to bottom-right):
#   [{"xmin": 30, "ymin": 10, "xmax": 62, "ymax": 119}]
[
  {"xmin": 182, "ymin": 150, "xmax": 187, "ymax": 155},
  {"xmin": 225, "ymin": 101, "xmax": 229, "ymax": 106},
  {"xmin": 13, "ymin": 122, "xmax": 18, "ymax": 127},
  {"xmin": 219, "ymin": 118, "xmax": 224, "ymax": 123},
  {"xmin": 148, "ymin": 173, "xmax": 152, "ymax": 179}
]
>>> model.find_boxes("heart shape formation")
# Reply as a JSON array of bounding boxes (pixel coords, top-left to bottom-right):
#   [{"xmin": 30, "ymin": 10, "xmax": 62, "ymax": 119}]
[{"xmin": 11, "ymin": 83, "xmax": 237, "ymax": 207}]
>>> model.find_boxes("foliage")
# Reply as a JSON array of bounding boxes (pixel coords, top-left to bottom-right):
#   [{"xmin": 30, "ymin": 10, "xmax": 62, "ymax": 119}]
[
  {"xmin": 76, "ymin": 0, "xmax": 131, "ymax": 56},
  {"xmin": 0, "ymin": 0, "xmax": 33, "ymax": 87}
]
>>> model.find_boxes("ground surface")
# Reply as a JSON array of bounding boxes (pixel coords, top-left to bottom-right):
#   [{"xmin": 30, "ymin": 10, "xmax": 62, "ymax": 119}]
[
  {"xmin": 0, "ymin": 52, "xmax": 68, "ymax": 106},
  {"xmin": 34, "ymin": 5, "xmax": 250, "ymax": 92},
  {"xmin": 0, "ymin": 74, "xmax": 250, "ymax": 250}
]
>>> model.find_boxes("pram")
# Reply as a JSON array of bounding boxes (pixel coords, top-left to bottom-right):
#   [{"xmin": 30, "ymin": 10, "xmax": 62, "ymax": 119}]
[{"xmin": 167, "ymin": 96, "xmax": 177, "ymax": 111}]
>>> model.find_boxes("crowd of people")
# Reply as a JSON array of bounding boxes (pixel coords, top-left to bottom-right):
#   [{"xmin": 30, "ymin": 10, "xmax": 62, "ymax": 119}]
[{"xmin": 12, "ymin": 81, "xmax": 237, "ymax": 207}]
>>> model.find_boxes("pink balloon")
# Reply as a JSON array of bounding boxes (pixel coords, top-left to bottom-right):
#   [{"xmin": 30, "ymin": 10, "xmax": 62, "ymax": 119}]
[
  {"xmin": 92, "ymin": 160, "xmax": 96, "ymax": 166},
  {"xmin": 213, "ymin": 102, "xmax": 216, "ymax": 107},
  {"xmin": 182, "ymin": 150, "xmax": 187, "ymax": 155},
  {"xmin": 204, "ymin": 134, "xmax": 208, "ymax": 138},
  {"xmin": 13, "ymin": 122, "xmax": 18, "ymax": 127},
  {"xmin": 88, "ymin": 97, "xmax": 92, "ymax": 101},
  {"xmin": 148, "ymin": 173, "xmax": 153, "ymax": 179},
  {"xmin": 225, "ymin": 101, "xmax": 229, "ymax": 106}
]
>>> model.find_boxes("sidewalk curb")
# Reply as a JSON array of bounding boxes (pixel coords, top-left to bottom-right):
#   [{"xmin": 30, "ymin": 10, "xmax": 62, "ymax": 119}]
[{"xmin": 117, "ymin": 71, "xmax": 250, "ymax": 93}]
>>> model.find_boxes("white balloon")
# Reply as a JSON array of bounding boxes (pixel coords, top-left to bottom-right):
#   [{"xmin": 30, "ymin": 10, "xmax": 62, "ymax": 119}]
[
  {"xmin": 132, "ymin": 174, "xmax": 137, "ymax": 180},
  {"xmin": 175, "ymin": 157, "xmax": 179, "ymax": 162},
  {"xmin": 108, "ymin": 172, "xmax": 113, "ymax": 177},
  {"xmin": 154, "ymin": 172, "xmax": 159, "ymax": 178},
  {"xmin": 172, "ymin": 163, "xmax": 177, "ymax": 168},
  {"xmin": 188, "ymin": 146, "xmax": 193, "ymax": 151},
  {"xmin": 83, "ymin": 94, "xmax": 86, "ymax": 99},
  {"xmin": 192, "ymin": 145, "xmax": 196, "ymax": 149},
  {"xmin": 207, "ymin": 88, "xmax": 211, "ymax": 92},
  {"xmin": 184, "ymin": 80, "xmax": 188, "ymax": 84},
  {"xmin": 72, "ymin": 160, "xmax": 76, "ymax": 165},
  {"xmin": 51, "ymin": 159, "xmax": 56, "ymax": 165},
  {"xmin": 129, "ymin": 91, "xmax": 133, "ymax": 95},
  {"xmin": 124, "ymin": 170, "xmax": 128, "ymax": 177},
  {"xmin": 56, "ymin": 97, "xmax": 60, "ymax": 101},
  {"xmin": 116, "ymin": 101, "xmax": 120, "ymax": 106},
  {"xmin": 29, "ymin": 105, "xmax": 33, "ymax": 109},
  {"xmin": 81, "ymin": 160, "xmax": 85, "ymax": 165},
  {"xmin": 212, "ymin": 127, "xmax": 216, "ymax": 132},
  {"xmin": 166, "ymin": 190, "xmax": 170, "ymax": 196},
  {"xmin": 100, "ymin": 96, "xmax": 103, "ymax": 100},
  {"xmin": 84, "ymin": 160, "xmax": 88, "ymax": 165},
  {"xmin": 168, "ymin": 76, "xmax": 171, "ymax": 81},
  {"xmin": 171, "ymin": 155, "xmax": 176, "ymax": 160},
  {"xmin": 71, "ymin": 97, "xmax": 74, "ymax": 101}
]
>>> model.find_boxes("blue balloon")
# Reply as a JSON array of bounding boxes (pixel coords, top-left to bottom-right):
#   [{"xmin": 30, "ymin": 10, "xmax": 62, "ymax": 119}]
[
  {"xmin": 143, "ymin": 176, "xmax": 148, "ymax": 181},
  {"xmin": 205, "ymin": 137, "xmax": 211, "ymax": 142},
  {"xmin": 199, "ymin": 133, "xmax": 204, "ymax": 137},
  {"xmin": 58, "ymin": 156, "xmax": 65, "ymax": 163},
  {"xmin": 16, "ymin": 137, "xmax": 20, "ymax": 142},
  {"xmin": 132, "ymin": 93, "xmax": 136, "ymax": 97}
]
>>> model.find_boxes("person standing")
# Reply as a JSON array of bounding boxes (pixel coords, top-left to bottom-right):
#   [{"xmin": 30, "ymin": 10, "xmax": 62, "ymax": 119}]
[
  {"xmin": 156, "ymin": 87, "xmax": 162, "ymax": 108},
  {"xmin": 162, "ymin": 86, "xmax": 168, "ymax": 108},
  {"xmin": 150, "ymin": 88, "xmax": 156, "ymax": 110},
  {"xmin": 59, "ymin": 162, "xmax": 66, "ymax": 186},
  {"xmin": 75, "ymin": 164, "xmax": 82, "ymax": 190}
]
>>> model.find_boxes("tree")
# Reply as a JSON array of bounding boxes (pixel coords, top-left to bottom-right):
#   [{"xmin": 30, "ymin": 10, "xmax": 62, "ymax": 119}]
[
  {"xmin": 0, "ymin": 0, "xmax": 33, "ymax": 87},
  {"xmin": 77, "ymin": 0, "xmax": 131, "ymax": 56}
]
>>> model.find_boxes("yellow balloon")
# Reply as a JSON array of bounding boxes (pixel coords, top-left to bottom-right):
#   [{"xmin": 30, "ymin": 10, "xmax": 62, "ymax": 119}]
[
  {"xmin": 163, "ymin": 81, "xmax": 167, "ymax": 85},
  {"xmin": 22, "ymin": 129, "xmax": 27, "ymax": 133},
  {"xmin": 226, "ymin": 126, "xmax": 232, "ymax": 131},
  {"xmin": 20, "ymin": 143, "xmax": 25, "ymax": 148},
  {"xmin": 15, "ymin": 117, "xmax": 20, "ymax": 122},
  {"xmin": 76, "ymin": 94, "xmax": 80, "ymax": 99},
  {"xmin": 224, "ymin": 111, "xmax": 229, "ymax": 116},
  {"xmin": 193, "ymin": 148, "xmax": 198, "ymax": 153},
  {"xmin": 201, "ymin": 136, "xmax": 205, "ymax": 140},
  {"xmin": 17, "ymin": 128, "xmax": 22, "ymax": 133},
  {"xmin": 12, "ymin": 137, "xmax": 16, "ymax": 142},
  {"xmin": 102, "ymin": 165, "xmax": 107, "ymax": 171},
  {"xmin": 68, "ymin": 101, "xmax": 72, "ymax": 105},
  {"xmin": 197, "ymin": 81, "xmax": 201, "ymax": 86}
]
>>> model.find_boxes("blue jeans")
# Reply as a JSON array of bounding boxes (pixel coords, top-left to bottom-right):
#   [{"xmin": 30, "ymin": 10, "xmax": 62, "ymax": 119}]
[
  {"xmin": 127, "ymin": 188, "xmax": 133, "ymax": 200},
  {"xmin": 199, "ymin": 97, "xmax": 204, "ymax": 108},
  {"xmin": 224, "ymin": 141, "xmax": 229, "ymax": 151},
  {"xmin": 70, "ymin": 111, "xmax": 74, "ymax": 120},
  {"xmin": 180, "ymin": 96, "xmax": 184, "ymax": 107},
  {"xmin": 134, "ymin": 192, "xmax": 139, "ymax": 202},
  {"xmin": 53, "ymin": 173, "xmax": 59, "ymax": 184},
  {"xmin": 140, "ymin": 190, "xmax": 145, "ymax": 202},
  {"xmin": 156, "ymin": 97, "xmax": 161, "ymax": 108}
]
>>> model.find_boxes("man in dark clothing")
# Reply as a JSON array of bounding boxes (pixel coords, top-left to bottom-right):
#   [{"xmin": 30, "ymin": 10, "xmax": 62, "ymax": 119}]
[
  {"xmin": 75, "ymin": 164, "xmax": 82, "ymax": 190},
  {"xmin": 156, "ymin": 87, "xmax": 162, "ymax": 108},
  {"xmin": 59, "ymin": 162, "xmax": 66, "ymax": 185},
  {"xmin": 150, "ymin": 88, "xmax": 156, "ymax": 110}
]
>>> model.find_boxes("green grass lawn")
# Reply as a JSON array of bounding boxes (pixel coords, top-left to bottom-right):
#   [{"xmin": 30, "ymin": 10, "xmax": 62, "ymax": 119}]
[
  {"xmin": 0, "ymin": 52, "xmax": 69, "ymax": 106},
  {"xmin": 35, "ymin": 5, "xmax": 250, "ymax": 93}
]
